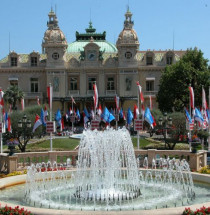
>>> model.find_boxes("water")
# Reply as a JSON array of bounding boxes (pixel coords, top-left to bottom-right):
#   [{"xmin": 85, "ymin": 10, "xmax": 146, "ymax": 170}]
[{"xmin": 1, "ymin": 128, "xmax": 209, "ymax": 211}]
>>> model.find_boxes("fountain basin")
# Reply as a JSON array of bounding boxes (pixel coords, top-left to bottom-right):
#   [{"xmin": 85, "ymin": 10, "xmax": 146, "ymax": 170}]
[{"xmin": 0, "ymin": 171, "xmax": 210, "ymax": 215}]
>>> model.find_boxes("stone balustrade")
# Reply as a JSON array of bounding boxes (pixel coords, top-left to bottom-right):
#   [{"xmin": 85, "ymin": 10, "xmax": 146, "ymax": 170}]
[{"xmin": 0, "ymin": 150, "xmax": 207, "ymax": 174}]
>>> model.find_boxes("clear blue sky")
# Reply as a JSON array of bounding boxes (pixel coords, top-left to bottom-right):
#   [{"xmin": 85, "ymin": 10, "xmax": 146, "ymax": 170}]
[{"xmin": 0, "ymin": 0, "xmax": 210, "ymax": 61}]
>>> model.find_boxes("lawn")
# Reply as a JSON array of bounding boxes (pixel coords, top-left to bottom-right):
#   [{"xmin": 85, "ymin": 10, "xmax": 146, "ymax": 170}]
[
  {"xmin": 25, "ymin": 138, "xmax": 79, "ymax": 151},
  {"xmin": 2, "ymin": 136, "xmax": 193, "ymax": 153},
  {"xmin": 26, "ymin": 137, "xmax": 151, "ymax": 151},
  {"xmin": 132, "ymin": 137, "xmax": 151, "ymax": 149}
]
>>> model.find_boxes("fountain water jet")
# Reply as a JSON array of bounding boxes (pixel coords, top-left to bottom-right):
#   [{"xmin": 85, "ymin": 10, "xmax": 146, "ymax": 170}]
[
  {"xmin": 74, "ymin": 128, "xmax": 140, "ymax": 202},
  {"xmin": 18, "ymin": 127, "xmax": 201, "ymax": 211}
]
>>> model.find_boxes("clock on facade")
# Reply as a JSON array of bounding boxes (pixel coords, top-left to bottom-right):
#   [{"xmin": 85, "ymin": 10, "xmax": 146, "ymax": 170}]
[
  {"xmin": 52, "ymin": 52, "xmax": 59, "ymax": 60},
  {"xmin": 87, "ymin": 51, "xmax": 96, "ymax": 61}
]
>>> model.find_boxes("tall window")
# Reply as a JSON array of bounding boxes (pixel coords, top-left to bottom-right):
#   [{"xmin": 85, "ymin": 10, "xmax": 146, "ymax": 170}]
[
  {"xmin": 146, "ymin": 80, "xmax": 154, "ymax": 91},
  {"xmin": 88, "ymin": 77, "xmax": 96, "ymax": 90},
  {"xmin": 146, "ymin": 56, "xmax": 153, "ymax": 65},
  {"xmin": 11, "ymin": 57, "xmax": 17, "ymax": 66},
  {"xmin": 30, "ymin": 78, "xmax": 38, "ymax": 92},
  {"xmin": 70, "ymin": 77, "xmax": 78, "ymax": 90},
  {"xmin": 166, "ymin": 56, "xmax": 173, "ymax": 65},
  {"xmin": 31, "ymin": 57, "xmax": 37, "ymax": 67},
  {"xmin": 10, "ymin": 80, "xmax": 18, "ymax": 86},
  {"xmin": 107, "ymin": 77, "xmax": 115, "ymax": 90}
]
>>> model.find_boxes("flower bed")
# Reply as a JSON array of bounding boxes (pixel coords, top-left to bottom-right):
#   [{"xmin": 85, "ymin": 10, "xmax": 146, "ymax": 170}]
[
  {"xmin": 182, "ymin": 206, "xmax": 210, "ymax": 215},
  {"xmin": 0, "ymin": 205, "xmax": 33, "ymax": 215},
  {"xmin": 199, "ymin": 166, "xmax": 210, "ymax": 174},
  {"xmin": 38, "ymin": 167, "xmax": 66, "ymax": 172}
]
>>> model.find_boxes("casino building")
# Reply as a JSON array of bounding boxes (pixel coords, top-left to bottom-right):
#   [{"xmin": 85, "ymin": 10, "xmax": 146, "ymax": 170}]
[{"xmin": 0, "ymin": 8, "xmax": 185, "ymax": 113}]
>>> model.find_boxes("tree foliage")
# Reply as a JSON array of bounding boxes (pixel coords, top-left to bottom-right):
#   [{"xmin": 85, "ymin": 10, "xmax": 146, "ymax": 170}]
[
  {"xmin": 3, "ymin": 105, "xmax": 45, "ymax": 152},
  {"xmin": 4, "ymin": 85, "xmax": 24, "ymax": 110},
  {"xmin": 157, "ymin": 48, "xmax": 210, "ymax": 112}
]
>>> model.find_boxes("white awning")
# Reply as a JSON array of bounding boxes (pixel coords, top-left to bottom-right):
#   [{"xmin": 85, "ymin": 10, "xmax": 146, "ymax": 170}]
[
  {"xmin": 146, "ymin": 77, "xmax": 155, "ymax": 81},
  {"xmin": 9, "ymin": 77, "xmax": 18, "ymax": 81}
]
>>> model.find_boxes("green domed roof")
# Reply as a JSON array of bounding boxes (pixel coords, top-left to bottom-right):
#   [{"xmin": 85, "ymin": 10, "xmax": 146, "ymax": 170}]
[
  {"xmin": 67, "ymin": 41, "xmax": 117, "ymax": 53},
  {"xmin": 67, "ymin": 21, "xmax": 118, "ymax": 53}
]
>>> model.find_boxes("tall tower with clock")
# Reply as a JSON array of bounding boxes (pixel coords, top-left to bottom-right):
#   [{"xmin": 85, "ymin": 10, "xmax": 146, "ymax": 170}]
[
  {"xmin": 42, "ymin": 8, "xmax": 68, "ymax": 68},
  {"xmin": 116, "ymin": 7, "xmax": 139, "ymax": 67}
]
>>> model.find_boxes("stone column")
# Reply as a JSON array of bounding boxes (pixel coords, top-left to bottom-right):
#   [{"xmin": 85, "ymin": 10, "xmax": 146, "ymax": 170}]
[
  {"xmin": 48, "ymin": 151, "xmax": 58, "ymax": 164},
  {"xmin": 7, "ymin": 155, "xmax": 18, "ymax": 173},
  {"xmin": 147, "ymin": 149, "xmax": 156, "ymax": 167}
]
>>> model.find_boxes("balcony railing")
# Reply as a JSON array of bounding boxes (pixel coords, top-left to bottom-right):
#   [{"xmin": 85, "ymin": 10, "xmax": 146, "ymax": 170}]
[
  {"xmin": 106, "ymin": 90, "xmax": 116, "ymax": 96},
  {"xmin": 24, "ymin": 92, "xmax": 43, "ymax": 98},
  {"xmin": 143, "ymin": 91, "xmax": 158, "ymax": 96},
  {"xmin": 68, "ymin": 90, "xmax": 79, "ymax": 96}
]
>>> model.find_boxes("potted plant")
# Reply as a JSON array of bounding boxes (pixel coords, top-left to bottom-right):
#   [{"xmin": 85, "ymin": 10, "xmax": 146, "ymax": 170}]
[
  {"xmin": 190, "ymin": 135, "xmax": 201, "ymax": 153},
  {"xmin": 7, "ymin": 138, "xmax": 19, "ymax": 156}
]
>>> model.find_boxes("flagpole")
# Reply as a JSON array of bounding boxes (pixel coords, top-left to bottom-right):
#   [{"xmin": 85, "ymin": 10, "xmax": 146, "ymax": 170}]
[
  {"xmin": 208, "ymin": 85, "xmax": 210, "ymax": 151},
  {"xmin": 201, "ymin": 85, "xmax": 204, "ymax": 150},
  {"xmin": 189, "ymin": 84, "xmax": 192, "ymax": 152},
  {"xmin": 49, "ymin": 83, "xmax": 53, "ymax": 151},
  {"xmin": 116, "ymin": 108, "xmax": 118, "ymax": 130},
  {"xmin": 137, "ymin": 86, "xmax": 140, "ymax": 150},
  {"xmin": 94, "ymin": 81, "xmax": 97, "ymax": 119},
  {"xmin": 71, "ymin": 97, "xmax": 74, "ymax": 134}
]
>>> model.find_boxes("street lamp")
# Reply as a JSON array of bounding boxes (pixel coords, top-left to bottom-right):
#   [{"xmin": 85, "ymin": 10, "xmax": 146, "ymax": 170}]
[
  {"xmin": 18, "ymin": 115, "xmax": 31, "ymax": 151},
  {"xmin": 158, "ymin": 113, "xmax": 172, "ymax": 149}
]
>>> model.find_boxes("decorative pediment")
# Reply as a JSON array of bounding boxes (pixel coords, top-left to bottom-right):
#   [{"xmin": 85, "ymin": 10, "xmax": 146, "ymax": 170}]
[{"xmin": 69, "ymin": 57, "xmax": 80, "ymax": 67}]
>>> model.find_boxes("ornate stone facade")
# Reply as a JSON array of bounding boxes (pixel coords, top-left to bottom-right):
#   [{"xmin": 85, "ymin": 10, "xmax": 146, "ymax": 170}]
[{"xmin": 0, "ymin": 8, "xmax": 186, "ymax": 112}]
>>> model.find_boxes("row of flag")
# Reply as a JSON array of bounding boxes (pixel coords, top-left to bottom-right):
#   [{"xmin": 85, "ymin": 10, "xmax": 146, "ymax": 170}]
[
  {"xmin": 0, "ymin": 81, "xmax": 156, "ymax": 133},
  {"xmin": 185, "ymin": 86, "xmax": 209, "ymax": 130}
]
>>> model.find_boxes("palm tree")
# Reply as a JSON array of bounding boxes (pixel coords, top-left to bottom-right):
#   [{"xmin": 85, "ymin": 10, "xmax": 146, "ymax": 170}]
[{"xmin": 4, "ymin": 85, "xmax": 24, "ymax": 110}]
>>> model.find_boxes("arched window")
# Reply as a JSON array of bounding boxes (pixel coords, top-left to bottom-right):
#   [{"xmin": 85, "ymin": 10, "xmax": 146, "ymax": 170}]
[
  {"xmin": 146, "ymin": 52, "xmax": 154, "ymax": 65},
  {"xmin": 166, "ymin": 51, "xmax": 174, "ymax": 65}
]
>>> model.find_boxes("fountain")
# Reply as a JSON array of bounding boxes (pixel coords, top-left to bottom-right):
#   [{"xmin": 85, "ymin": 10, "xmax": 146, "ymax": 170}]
[{"xmin": 0, "ymin": 127, "xmax": 210, "ymax": 212}]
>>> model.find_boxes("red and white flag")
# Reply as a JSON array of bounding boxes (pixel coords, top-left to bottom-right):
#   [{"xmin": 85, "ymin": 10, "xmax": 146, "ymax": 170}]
[
  {"xmin": 202, "ymin": 86, "xmax": 207, "ymax": 111},
  {"xmin": 47, "ymin": 85, "xmax": 53, "ymax": 110},
  {"xmin": 7, "ymin": 116, "xmax": 12, "ymax": 132},
  {"xmin": 123, "ymin": 111, "xmax": 126, "ymax": 121},
  {"xmin": 149, "ymin": 96, "xmax": 153, "ymax": 110},
  {"xmin": 91, "ymin": 108, "xmax": 95, "ymax": 119},
  {"xmin": 93, "ymin": 83, "xmax": 98, "ymax": 110},
  {"xmin": 69, "ymin": 107, "xmax": 73, "ymax": 115},
  {"xmin": 32, "ymin": 114, "xmax": 42, "ymax": 132},
  {"xmin": 189, "ymin": 86, "xmax": 194, "ymax": 110},
  {"xmin": 97, "ymin": 104, "xmax": 102, "ymax": 116},
  {"xmin": 44, "ymin": 105, "xmax": 48, "ymax": 117},
  {"xmin": 71, "ymin": 96, "xmax": 76, "ymax": 104},
  {"xmin": 115, "ymin": 95, "xmax": 120, "ymax": 111},
  {"xmin": 134, "ymin": 104, "xmax": 139, "ymax": 119},
  {"xmin": 136, "ymin": 81, "xmax": 144, "ymax": 104},
  {"xmin": 21, "ymin": 98, "xmax": 25, "ymax": 111},
  {"xmin": 36, "ymin": 96, "xmax": 40, "ymax": 106},
  {"xmin": 0, "ymin": 89, "xmax": 4, "ymax": 107}
]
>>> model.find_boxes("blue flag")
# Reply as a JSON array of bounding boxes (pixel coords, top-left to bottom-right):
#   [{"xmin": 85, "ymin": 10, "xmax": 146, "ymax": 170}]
[
  {"xmin": 127, "ymin": 108, "xmax": 133, "ymax": 125},
  {"xmin": 119, "ymin": 108, "xmax": 123, "ymax": 119},
  {"xmin": 144, "ymin": 107, "xmax": 154, "ymax": 128},
  {"xmin": 76, "ymin": 109, "xmax": 80, "ymax": 121},
  {"xmin": 41, "ymin": 108, "xmax": 46, "ymax": 126},
  {"xmin": 184, "ymin": 108, "xmax": 192, "ymax": 123},
  {"xmin": 194, "ymin": 108, "xmax": 204, "ymax": 124},
  {"xmin": 84, "ymin": 107, "xmax": 90, "ymax": 118},
  {"xmin": 4, "ymin": 112, "xmax": 8, "ymax": 128},
  {"xmin": 101, "ymin": 107, "xmax": 115, "ymax": 123},
  {"xmin": 55, "ymin": 109, "xmax": 62, "ymax": 123}
]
